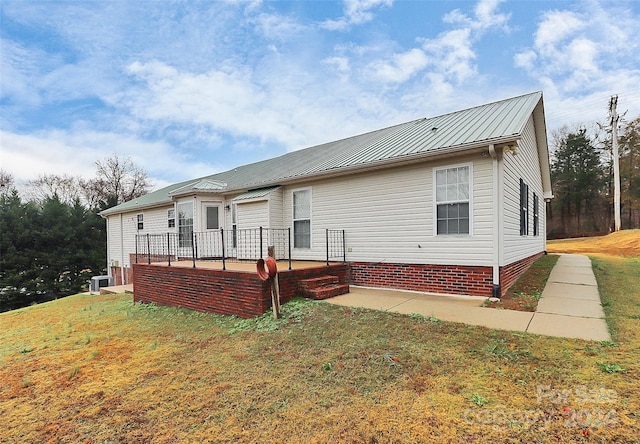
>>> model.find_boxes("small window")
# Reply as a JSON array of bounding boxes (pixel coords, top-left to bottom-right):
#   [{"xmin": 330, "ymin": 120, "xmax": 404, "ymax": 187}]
[
  {"xmin": 520, "ymin": 179, "xmax": 529, "ymax": 236},
  {"xmin": 533, "ymin": 194, "xmax": 539, "ymax": 236},
  {"xmin": 137, "ymin": 213, "xmax": 144, "ymax": 230},
  {"xmin": 206, "ymin": 206, "xmax": 219, "ymax": 230},
  {"xmin": 168, "ymin": 209, "xmax": 175, "ymax": 228},
  {"xmin": 232, "ymin": 204, "xmax": 237, "ymax": 248},
  {"xmin": 293, "ymin": 189, "xmax": 311, "ymax": 248},
  {"xmin": 435, "ymin": 165, "xmax": 471, "ymax": 235}
]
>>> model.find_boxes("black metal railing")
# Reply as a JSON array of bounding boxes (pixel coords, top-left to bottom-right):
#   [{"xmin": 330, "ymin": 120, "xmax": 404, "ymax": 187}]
[
  {"xmin": 136, "ymin": 227, "xmax": 293, "ymax": 270},
  {"xmin": 135, "ymin": 227, "xmax": 346, "ymax": 270},
  {"xmin": 326, "ymin": 229, "xmax": 346, "ymax": 265}
]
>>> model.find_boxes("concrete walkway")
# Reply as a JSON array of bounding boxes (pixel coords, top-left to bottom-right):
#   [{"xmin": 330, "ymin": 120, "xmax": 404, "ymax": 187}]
[{"xmin": 326, "ymin": 254, "xmax": 611, "ymax": 342}]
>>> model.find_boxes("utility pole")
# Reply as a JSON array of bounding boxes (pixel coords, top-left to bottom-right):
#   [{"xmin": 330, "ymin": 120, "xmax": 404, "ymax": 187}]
[{"xmin": 609, "ymin": 95, "xmax": 621, "ymax": 231}]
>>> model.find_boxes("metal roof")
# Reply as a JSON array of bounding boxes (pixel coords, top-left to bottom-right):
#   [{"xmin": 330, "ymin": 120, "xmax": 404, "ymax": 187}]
[
  {"xmin": 232, "ymin": 186, "xmax": 280, "ymax": 201},
  {"xmin": 101, "ymin": 92, "xmax": 547, "ymax": 216}
]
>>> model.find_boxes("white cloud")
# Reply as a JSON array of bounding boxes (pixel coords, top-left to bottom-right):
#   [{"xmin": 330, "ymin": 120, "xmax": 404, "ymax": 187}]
[
  {"xmin": 444, "ymin": 0, "xmax": 510, "ymax": 32},
  {"xmin": 0, "ymin": 129, "xmax": 220, "ymax": 188},
  {"xmin": 514, "ymin": 1, "xmax": 640, "ymax": 108},
  {"xmin": 250, "ymin": 12, "xmax": 306, "ymax": 40},
  {"xmin": 369, "ymin": 48, "xmax": 429, "ymax": 83},
  {"xmin": 320, "ymin": 0, "xmax": 392, "ymax": 30},
  {"xmin": 514, "ymin": 50, "xmax": 537, "ymax": 70}
]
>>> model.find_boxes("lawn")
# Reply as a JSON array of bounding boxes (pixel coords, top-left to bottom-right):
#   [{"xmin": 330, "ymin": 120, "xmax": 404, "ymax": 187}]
[{"xmin": 1, "ymin": 233, "xmax": 639, "ymax": 443}]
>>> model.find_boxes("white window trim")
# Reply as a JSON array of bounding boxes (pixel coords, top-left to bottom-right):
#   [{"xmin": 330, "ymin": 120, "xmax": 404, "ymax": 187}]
[
  {"xmin": 432, "ymin": 162, "xmax": 473, "ymax": 237},
  {"xmin": 136, "ymin": 213, "xmax": 144, "ymax": 231},
  {"xmin": 292, "ymin": 187, "xmax": 312, "ymax": 249},
  {"xmin": 167, "ymin": 207, "xmax": 176, "ymax": 229}
]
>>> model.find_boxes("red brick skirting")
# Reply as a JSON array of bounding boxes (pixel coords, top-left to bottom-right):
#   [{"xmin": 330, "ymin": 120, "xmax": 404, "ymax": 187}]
[
  {"xmin": 350, "ymin": 262, "xmax": 494, "ymax": 297},
  {"xmin": 499, "ymin": 252, "xmax": 544, "ymax": 297},
  {"xmin": 351, "ymin": 254, "xmax": 542, "ymax": 298},
  {"xmin": 132, "ymin": 263, "xmax": 349, "ymax": 318}
]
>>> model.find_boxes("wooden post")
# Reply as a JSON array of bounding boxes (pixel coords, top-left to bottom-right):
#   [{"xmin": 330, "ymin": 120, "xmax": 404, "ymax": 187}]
[{"xmin": 271, "ymin": 273, "xmax": 281, "ymax": 320}]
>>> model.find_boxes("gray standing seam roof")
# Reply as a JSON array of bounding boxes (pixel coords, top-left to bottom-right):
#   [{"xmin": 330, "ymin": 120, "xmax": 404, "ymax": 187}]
[{"xmin": 101, "ymin": 92, "xmax": 544, "ymax": 216}]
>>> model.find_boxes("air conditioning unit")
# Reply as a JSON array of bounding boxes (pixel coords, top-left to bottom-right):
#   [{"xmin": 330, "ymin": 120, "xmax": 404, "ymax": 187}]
[{"xmin": 90, "ymin": 275, "xmax": 113, "ymax": 294}]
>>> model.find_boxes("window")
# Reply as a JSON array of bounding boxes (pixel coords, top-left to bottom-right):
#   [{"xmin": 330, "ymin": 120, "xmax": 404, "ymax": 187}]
[
  {"xmin": 435, "ymin": 165, "xmax": 470, "ymax": 235},
  {"xmin": 293, "ymin": 189, "xmax": 311, "ymax": 248},
  {"xmin": 137, "ymin": 214, "xmax": 144, "ymax": 230},
  {"xmin": 177, "ymin": 202, "xmax": 193, "ymax": 248},
  {"xmin": 232, "ymin": 204, "xmax": 237, "ymax": 248},
  {"xmin": 520, "ymin": 178, "xmax": 529, "ymax": 236},
  {"xmin": 205, "ymin": 206, "xmax": 219, "ymax": 230},
  {"xmin": 168, "ymin": 209, "xmax": 175, "ymax": 228},
  {"xmin": 533, "ymin": 193, "xmax": 539, "ymax": 236}
]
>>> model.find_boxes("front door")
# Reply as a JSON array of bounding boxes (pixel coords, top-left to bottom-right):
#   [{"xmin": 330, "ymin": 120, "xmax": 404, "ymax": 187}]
[{"xmin": 201, "ymin": 204, "xmax": 222, "ymax": 258}]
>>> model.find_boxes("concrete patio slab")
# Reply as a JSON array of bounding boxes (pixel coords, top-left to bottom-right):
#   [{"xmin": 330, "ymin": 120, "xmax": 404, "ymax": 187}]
[
  {"xmin": 536, "ymin": 297, "xmax": 605, "ymax": 318},
  {"xmin": 100, "ymin": 284, "xmax": 134, "ymax": 294},
  {"xmin": 324, "ymin": 253, "xmax": 611, "ymax": 342},
  {"xmin": 391, "ymin": 301, "xmax": 534, "ymax": 331},
  {"xmin": 527, "ymin": 313, "xmax": 611, "ymax": 342},
  {"xmin": 541, "ymin": 282, "xmax": 601, "ymax": 301},
  {"xmin": 327, "ymin": 290, "xmax": 413, "ymax": 311}
]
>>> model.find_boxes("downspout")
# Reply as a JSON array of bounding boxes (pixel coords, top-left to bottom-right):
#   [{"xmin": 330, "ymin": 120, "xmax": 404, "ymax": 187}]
[
  {"xmin": 120, "ymin": 213, "xmax": 125, "ymax": 285},
  {"xmin": 489, "ymin": 144, "xmax": 502, "ymax": 298}
]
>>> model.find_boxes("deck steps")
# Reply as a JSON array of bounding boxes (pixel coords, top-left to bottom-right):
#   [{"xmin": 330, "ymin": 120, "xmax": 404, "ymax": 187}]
[{"xmin": 298, "ymin": 275, "xmax": 349, "ymax": 300}]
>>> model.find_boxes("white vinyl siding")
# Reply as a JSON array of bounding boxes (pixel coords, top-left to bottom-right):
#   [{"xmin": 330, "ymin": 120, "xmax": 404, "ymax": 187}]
[
  {"xmin": 106, "ymin": 215, "xmax": 122, "ymax": 267},
  {"xmin": 283, "ymin": 157, "xmax": 494, "ymax": 265},
  {"xmin": 503, "ymin": 115, "xmax": 547, "ymax": 263}
]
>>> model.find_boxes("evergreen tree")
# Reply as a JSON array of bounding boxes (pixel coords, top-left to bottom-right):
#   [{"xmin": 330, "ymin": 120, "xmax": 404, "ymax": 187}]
[{"xmin": 550, "ymin": 128, "xmax": 606, "ymax": 235}]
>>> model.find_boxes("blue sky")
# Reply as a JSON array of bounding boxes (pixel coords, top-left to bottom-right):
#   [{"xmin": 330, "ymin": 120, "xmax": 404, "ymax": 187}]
[{"xmin": 2, "ymin": 0, "xmax": 639, "ymax": 191}]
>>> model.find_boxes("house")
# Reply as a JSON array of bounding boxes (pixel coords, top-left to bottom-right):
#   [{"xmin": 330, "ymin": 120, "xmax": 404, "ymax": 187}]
[{"xmin": 100, "ymin": 91, "xmax": 552, "ymax": 312}]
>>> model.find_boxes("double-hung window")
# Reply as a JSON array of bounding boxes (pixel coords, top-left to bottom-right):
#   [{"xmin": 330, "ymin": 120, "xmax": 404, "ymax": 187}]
[
  {"xmin": 293, "ymin": 189, "xmax": 311, "ymax": 248},
  {"xmin": 435, "ymin": 165, "xmax": 471, "ymax": 235},
  {"xmin": 520, "ymin": 179, "xmax": 529, "ymax": 236},
  {"xmin": 137, "ymin": 214, "xmax": 144, "ymax": 230},
  {"xmin": 533, "ymin": 193, "xmax": 539, "ymax": 236},
  {"xmin": 168, "ymin": 209, "xmax": 175, "ymax": 228}
]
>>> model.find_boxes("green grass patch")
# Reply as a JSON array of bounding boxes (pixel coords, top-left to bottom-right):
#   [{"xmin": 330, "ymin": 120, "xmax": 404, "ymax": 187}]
[{"xmin": 0, "ymin": 257, "xmax": 638, "ymax": 443}]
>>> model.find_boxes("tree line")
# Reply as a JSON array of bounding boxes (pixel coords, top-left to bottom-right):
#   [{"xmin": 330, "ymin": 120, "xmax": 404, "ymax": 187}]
[
  {"xmin": 0, "ymin": 154, "xmax": 149, "ymax": 312},
  {"xmin": 548, "ymin": 116, "xmax": 640, "ymax": 237}
]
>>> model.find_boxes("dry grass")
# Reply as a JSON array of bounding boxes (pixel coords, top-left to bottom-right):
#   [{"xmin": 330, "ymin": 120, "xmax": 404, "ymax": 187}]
[
  {"xmin": 547, "ymin": 229, "xmax": 640, "ymax": 257},
  {"xmin": 1, "ymin": 241, "xmax": 639, "ymax": 442}
]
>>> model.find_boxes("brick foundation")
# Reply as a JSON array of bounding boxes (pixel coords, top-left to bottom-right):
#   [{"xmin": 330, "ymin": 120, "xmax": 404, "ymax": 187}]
[
  {"xmin": 132, "ymin": 263, "xmax": 349, "ymax": 318},
  {"xmin": 350, "ymin": 253, "xmax": 542, "ymax": 298},
  {"xmin": 499, "ymin": 252, "xmax": 544, "ymax": 297},
  {"xmin": 110, "ymin": 266, "xmax": 134, "ymax": 286},
  {"xmin": 350, "ymin": 262, "xmax": 494, "ymax": 297}
]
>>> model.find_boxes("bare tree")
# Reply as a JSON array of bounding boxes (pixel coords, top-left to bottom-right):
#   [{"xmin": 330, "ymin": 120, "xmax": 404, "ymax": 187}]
[
  {"xmin": 25, "ymin": 173, "xmax": 82, "ymax": 204},
  {"xmin": 82, "ymin": 153, "xmax": 151, "ymax": 209},
  {"xmin": 0, "ymin": 170, "xmax": 15, "ymax": 196}
]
